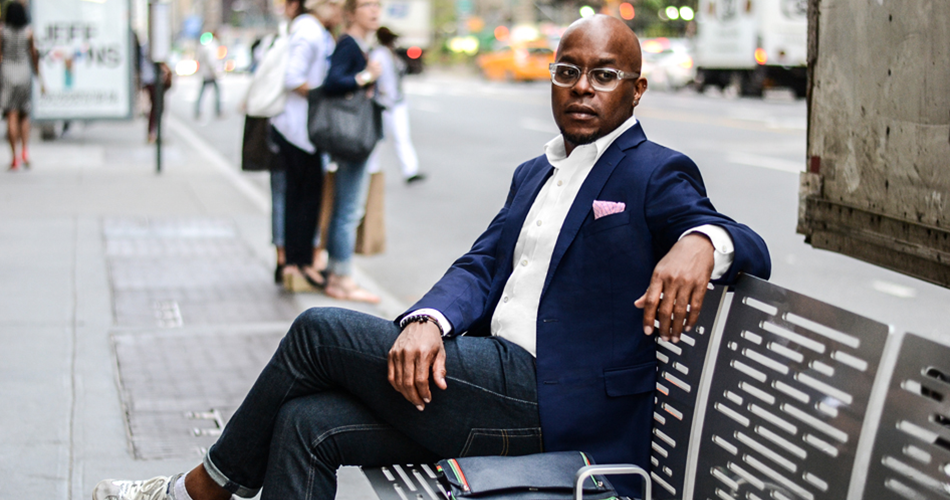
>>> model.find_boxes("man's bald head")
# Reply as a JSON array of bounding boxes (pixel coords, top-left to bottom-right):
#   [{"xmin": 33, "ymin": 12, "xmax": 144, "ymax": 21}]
[
  {"xmin": 558, "ymin": 15, "xmax": 643, "ymax": 76},
  {"xmin": 551, "ymin": 14, "xmax": 648, "ymax": 154}
]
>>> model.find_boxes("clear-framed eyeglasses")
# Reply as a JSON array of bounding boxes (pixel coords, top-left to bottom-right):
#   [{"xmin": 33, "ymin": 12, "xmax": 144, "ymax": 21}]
[{"xmin": 548, "ymin": 62, "xmax": 639, "ymax": 92}]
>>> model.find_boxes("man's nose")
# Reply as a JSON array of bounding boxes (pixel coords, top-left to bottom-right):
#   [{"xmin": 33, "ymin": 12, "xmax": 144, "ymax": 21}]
[{"xmin": 572, "ymin": 71, "xmax": 595, "ymax": 95}]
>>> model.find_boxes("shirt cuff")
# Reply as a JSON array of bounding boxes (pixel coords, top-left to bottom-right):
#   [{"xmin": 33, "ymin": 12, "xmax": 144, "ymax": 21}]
[
  {"xmin": 679, "ymin": 224, "xmax": 734, "ymax": 280},
  {"xmin": 400, "ymin": 308, "xmax": 454, "ymax": 337}
]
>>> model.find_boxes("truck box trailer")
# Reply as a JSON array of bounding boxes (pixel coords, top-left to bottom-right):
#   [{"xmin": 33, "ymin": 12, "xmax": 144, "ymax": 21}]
[
  {"xmin": 798, "ymin": 0, "xmax": 950, "ymax": 287},
  {"xmin": 693, "ymin": 0, "xmax": 808, "ymax": 96}
]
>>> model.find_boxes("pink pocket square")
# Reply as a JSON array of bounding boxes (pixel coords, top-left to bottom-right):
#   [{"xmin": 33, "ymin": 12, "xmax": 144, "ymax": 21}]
[{"xmin": 592, "ymin": 200, "xmax": 625, "ymax": 219}]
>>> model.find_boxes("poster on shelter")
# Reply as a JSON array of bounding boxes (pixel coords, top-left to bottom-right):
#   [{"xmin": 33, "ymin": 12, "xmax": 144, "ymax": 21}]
[{"xmin": 32, "ymin": 0, "xmax": 133, "ymax": 120}]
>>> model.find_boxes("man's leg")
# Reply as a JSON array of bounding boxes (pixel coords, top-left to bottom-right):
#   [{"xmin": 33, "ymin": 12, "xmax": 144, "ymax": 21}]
[
  {"xmin": 260, "ymin": 392, "xmax": 440, "ymax": 499},
  {"xmin": 203, "ymin": 307, "xmax": 541, "ymax": 497},
  {"xmin": 212, "ymin": 79, "xmax": 221, "ymax": 117},
  {"xmin": 390, "ymin": 103, "xmax": 420, "ymax": 179},
  {"xmin": 195, "ymin": 81, "xmax": 207, "ymax": 118}
]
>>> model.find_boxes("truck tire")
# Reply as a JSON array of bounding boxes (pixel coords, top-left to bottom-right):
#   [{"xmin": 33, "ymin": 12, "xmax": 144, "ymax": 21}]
[{"xmin": 739, "ymin": 70, "xmax": 764, "ymax": 97}]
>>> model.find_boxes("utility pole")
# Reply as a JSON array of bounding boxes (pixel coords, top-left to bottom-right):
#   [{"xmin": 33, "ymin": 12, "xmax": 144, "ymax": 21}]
[{"xmin": 149, "ymin": 1, "xmax": 171, "ymax": 174}]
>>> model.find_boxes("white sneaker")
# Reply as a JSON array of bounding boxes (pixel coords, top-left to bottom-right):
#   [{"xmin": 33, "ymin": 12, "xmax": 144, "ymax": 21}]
[{"xmin": 92, "ymin": 472, "xmax": 183, "ymax": 500}]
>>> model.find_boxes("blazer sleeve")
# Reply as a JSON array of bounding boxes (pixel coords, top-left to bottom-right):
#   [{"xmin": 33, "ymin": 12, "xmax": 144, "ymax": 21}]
[
  {"xmin": 397, "ymin": 164, "xmax": 525, "ymax": 333},
  {"xmin": 644, "ymin": 153, "xmax": 771, "ymax": 283}
]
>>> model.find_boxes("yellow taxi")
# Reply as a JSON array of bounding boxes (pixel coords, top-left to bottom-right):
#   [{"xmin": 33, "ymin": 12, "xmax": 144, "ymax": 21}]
[{"xmin": 477, "ymin": 41, "xmax": 555, "ymax": 81}]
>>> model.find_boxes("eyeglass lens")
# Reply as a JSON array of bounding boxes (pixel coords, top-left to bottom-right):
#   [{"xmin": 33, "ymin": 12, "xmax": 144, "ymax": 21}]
[{"xmin": 551, "ymin": 64, "xmax": 623, "ymax": 91}]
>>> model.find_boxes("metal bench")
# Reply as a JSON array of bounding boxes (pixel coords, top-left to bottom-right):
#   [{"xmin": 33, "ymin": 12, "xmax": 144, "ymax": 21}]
[{"xmin": 362, "ymin": 275, "xmax": 950, "ymax": 499}]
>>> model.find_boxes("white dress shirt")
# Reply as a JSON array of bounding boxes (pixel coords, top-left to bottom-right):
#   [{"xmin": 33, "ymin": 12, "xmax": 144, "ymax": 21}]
[
  {"xmin": 271, "ymin": 14, "xmax": 332, "ymax": 153},
  {"xmin": 410, "ymin": 115, "xmax": 734, "ymax": 356}
]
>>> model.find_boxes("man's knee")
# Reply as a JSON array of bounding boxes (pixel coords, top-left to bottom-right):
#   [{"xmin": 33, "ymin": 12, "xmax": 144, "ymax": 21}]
[{"xmin": 272, "ymin": 393, "xmax": 380, "ymax": 464}]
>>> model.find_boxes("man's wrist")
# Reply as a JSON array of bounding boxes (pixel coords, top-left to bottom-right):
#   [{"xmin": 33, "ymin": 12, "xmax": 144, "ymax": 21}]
[
  {"xmin": 401, "ymin": 313, "xmax": 444, "ymax": 336},
  {"xmin": 400, "ymin": 309, "xmax": 453, "ymax": 337}
]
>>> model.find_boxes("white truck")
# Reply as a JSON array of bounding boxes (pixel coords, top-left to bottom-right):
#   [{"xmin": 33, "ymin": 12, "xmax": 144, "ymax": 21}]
[
  {"xmin": 798, "ymin": 0, "xmax": 950, "ymax": 287},
  {"xmin": 693, "ymin": 0, "xmax": 808, "ymax": 97},
  {"xmin": 379, "ymin": 0, "xmax": 431, "ymax": 72}
]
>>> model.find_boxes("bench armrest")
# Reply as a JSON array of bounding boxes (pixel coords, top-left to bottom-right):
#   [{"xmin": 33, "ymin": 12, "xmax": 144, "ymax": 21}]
[{"xmin": 574, "ymin": 464, "xmax": 651, "ymax": 500}]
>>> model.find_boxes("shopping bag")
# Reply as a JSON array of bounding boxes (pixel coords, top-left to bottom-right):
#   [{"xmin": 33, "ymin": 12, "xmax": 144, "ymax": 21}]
[
  {"xmin": 241, "ymin": 116, "xmax": 276, "ymax": 171},
  {"xmin": 317, "ymin": 171, "xmax": 386, "ymax": 256}
]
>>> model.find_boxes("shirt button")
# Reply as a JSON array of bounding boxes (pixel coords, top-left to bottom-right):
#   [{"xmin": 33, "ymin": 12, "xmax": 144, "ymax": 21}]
[
  {"xmin": 521, "ymin": 259, "xmax": 528, "ymax": 266},
  {"xmin": 503, "ymin": 296, "xmax": 509, "ymax": 303},
  {"xmin": 536, "ymin": 220, "xmax": 542, "ymax": 226},
  {"xmin": 557, "ymin": 180, "xmax": 563, "ymax": 186}
]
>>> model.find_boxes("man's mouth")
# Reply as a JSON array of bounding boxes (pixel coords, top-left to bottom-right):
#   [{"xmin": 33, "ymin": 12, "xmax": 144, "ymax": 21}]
[{"xmin": 564, "ymin": 105, "xmax": 597, "ymax": 119}]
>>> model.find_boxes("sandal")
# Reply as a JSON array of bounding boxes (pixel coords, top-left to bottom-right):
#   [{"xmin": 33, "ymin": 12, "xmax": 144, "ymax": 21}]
[
  {"xmin": 325, "ymin": 275, "xmax": 380, "ymax": 304},
  {"xmin": 282, "ymin": 266, "xmax": 321, "ymax": 293},
  {"xmin": 301, "ymin": 266, "xmax": 327, "ymax": 289}
]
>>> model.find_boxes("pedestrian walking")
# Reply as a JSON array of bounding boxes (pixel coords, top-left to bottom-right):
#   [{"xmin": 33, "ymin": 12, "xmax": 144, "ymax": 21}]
[
  {"xmin": 365, "ymin": 26, "xmax": 425, "ymax": 183},
  {"xmin": 0, "ymin": 1, "xmax": 41, "ymax": 170},
  {"xmin": 195, "ymin": 32, "xmax": 222, "ymax": 119},
  {"xmin": 321, "ymin": 0, "xmax": 383, "ymax": 303},
  {"xmin": 140, "ymin": 42, "xmax": 171, "ymax": 144},
  {"xmin": 270, "ymin": 0, "xmax": 343, "ymax": 292}
]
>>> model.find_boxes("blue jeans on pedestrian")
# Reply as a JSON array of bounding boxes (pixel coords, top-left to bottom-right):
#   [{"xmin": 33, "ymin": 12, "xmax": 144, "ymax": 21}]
[
  {"xmin": 326, "ymin": 158, "xmax": 371, "ymax": 276},
  {"xmin": 202, "ymin": 307, "xmax": 541, "ymax": 499},
  {"xmin": 270, "ymin": 169, "xmax": 286, "ymax": 247},
  {"xmin": 195, "ymin": 78, "xmax": 221, "ymax": 117}
]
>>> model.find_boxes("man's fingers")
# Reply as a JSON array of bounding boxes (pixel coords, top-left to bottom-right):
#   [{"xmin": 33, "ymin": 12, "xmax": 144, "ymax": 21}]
[
  {"xmin": 414, "ymin": 350, "xmax": 432, "ymax": 406},
  {"xmin": 387, "ymin": 350, "xmax": 397, "ymax": 390},
  {"xmin": 432, "ymin": 347, "xmax": 448, "ymax": 391},
  {"xmin": 637, "ymin": 278, "xmax": 664, "ymax": 335},
  {"xmin": 656, "ymin": 289, "xmax": 674, "ymax": 341},
  {"xmin": 686, "ymin": 285, "xmax": 707, "ymax": 332},
  {"xmin": 401, "ymin": 356, "xmax": 424, "ymax": 409},
  {"xmin": 669, "ymin": 284, "xmax": 692, "ymax": 342}
]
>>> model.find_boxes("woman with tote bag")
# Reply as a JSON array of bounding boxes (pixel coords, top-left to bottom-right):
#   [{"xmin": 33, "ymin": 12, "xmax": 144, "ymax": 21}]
[
  {"xmin": 269, "ymin": 0, "xmax": 343, "ymax": 292},
  {"xmin": 319, "ymin": 0, "xmax": 382, "ymax": 303}
]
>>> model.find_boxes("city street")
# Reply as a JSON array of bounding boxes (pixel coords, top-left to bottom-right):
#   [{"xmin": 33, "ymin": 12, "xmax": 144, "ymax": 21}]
[
  {"xmin": 2, "ymin": 67, "xmax": 946, "ymax": 500},
  {"xmin": 172, "ymin": 71, "xmax": 950, "ymax": 338}
]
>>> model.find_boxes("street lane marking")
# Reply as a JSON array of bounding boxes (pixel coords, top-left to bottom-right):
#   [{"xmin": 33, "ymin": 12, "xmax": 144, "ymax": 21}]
[
  {"xmin": 871, "ymin": 280, "xmax": 917, "ymax": 299},
  {"xmin": 727, "ymin": 153, "xmax": 803, "ymax": 173}
]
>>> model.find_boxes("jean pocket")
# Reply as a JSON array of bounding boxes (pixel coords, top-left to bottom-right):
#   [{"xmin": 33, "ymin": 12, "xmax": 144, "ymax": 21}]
[{"xmin": 459, "ymin": 427, "xmax": 543, "ymax": 457}]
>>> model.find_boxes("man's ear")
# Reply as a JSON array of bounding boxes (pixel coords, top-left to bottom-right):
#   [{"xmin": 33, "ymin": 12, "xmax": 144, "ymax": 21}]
[{"xmin": 633, "ymin": 78, "xmax": 648, "ymax": 107}]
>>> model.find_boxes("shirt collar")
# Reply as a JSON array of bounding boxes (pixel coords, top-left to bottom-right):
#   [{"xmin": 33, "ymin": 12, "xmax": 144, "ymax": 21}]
[{"xmin": 543, "ymin": 114, "xmax": 639, "ymax": 169}]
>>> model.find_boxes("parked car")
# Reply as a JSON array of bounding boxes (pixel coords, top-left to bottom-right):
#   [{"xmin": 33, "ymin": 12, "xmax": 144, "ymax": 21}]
[
  {"xmin": 477, "ymin": 41, "xmax": 555, "ymax": 82},
  {"xmin": 640, "ymin": 37, "xmax": 696, "ymax": 90}
]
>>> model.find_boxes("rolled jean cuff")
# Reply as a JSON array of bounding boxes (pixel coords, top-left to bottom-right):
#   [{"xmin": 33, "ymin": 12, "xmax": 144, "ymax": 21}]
[
  {"xmin": 203, "ymin": 450, "xmax": 260, "ymax": 498},
  {"xmin": 327, "ymin": 258, "xmax": 351, "ymax": 277}
]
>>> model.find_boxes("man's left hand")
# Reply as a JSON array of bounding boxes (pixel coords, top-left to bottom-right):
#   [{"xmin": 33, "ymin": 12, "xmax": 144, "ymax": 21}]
[{"xmin": 635, "ymin": 233, "xmax": 715, "ymax": 342}]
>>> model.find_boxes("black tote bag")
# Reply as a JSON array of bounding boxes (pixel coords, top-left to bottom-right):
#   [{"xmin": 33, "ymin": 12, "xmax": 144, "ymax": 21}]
[{"xmin": 307, "ymin": 87, "xmax": 383, "ymax": 164}]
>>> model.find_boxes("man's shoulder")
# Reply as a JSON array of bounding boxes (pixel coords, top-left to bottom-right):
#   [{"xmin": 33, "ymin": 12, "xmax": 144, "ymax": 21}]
[
  {"xmin": 512, "ymin": 154, "xmax": 551, "ymax": 179},
  {"xmin": 618, "ymin": 135, "xmax": 695, "ymax": 171}
]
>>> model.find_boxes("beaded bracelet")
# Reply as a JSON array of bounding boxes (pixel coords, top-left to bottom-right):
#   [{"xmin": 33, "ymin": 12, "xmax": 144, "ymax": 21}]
[{"xmin": 402, "ymin": 314, "xmax": 445, "ymax": 337}]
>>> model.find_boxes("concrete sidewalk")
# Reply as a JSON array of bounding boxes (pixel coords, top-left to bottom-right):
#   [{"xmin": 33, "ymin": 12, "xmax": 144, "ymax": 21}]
[{"xmin": 0, "ymin": 116, "xmax": 388, "ymax": 498}]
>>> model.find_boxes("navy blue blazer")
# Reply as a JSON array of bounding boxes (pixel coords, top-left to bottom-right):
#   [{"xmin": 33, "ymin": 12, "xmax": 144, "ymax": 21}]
[{"xmin": 404, "ymin": 122, "xmax": 770, "ymax": 495}]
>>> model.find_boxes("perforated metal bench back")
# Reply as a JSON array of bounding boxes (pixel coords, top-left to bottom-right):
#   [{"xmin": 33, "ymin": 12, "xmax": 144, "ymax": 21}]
[
  {"xmin": 684, "ymin": 275, "xmax": 890, "ymax": 500},
  {"xmin": 364, "ymin": 275, "xmax": 950, "ymax": 500},
  {"xmin": 362, "ymin": 463, "xmax": 445, "ymax": 500}
]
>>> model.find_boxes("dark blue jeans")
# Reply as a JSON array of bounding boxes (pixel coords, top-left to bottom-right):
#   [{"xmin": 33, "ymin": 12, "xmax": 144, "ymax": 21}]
[{"xmin": 203, "ymin": 307, "xmax": 542, "ymax": 499}]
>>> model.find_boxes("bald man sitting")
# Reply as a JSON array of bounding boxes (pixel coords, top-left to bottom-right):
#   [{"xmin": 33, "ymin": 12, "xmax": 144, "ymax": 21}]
[{"xmin": 94, "ymin": 15, "xmax": 770, "ymax": 500}]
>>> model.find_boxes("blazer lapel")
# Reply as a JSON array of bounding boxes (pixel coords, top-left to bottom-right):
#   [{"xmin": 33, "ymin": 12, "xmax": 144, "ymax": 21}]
[
  {"xmin": 497, "ymin": 161, "xmax": 555, "ymax": 270},
  {"xmin": 539, "ymin": 123, "xmax": 648, "ymax": 298}
]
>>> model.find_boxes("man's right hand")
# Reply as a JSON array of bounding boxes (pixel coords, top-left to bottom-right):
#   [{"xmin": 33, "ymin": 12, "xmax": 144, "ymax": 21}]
[{"xmin": 388, "ymin": 321, "xmax": 447, "ymax": 411}]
